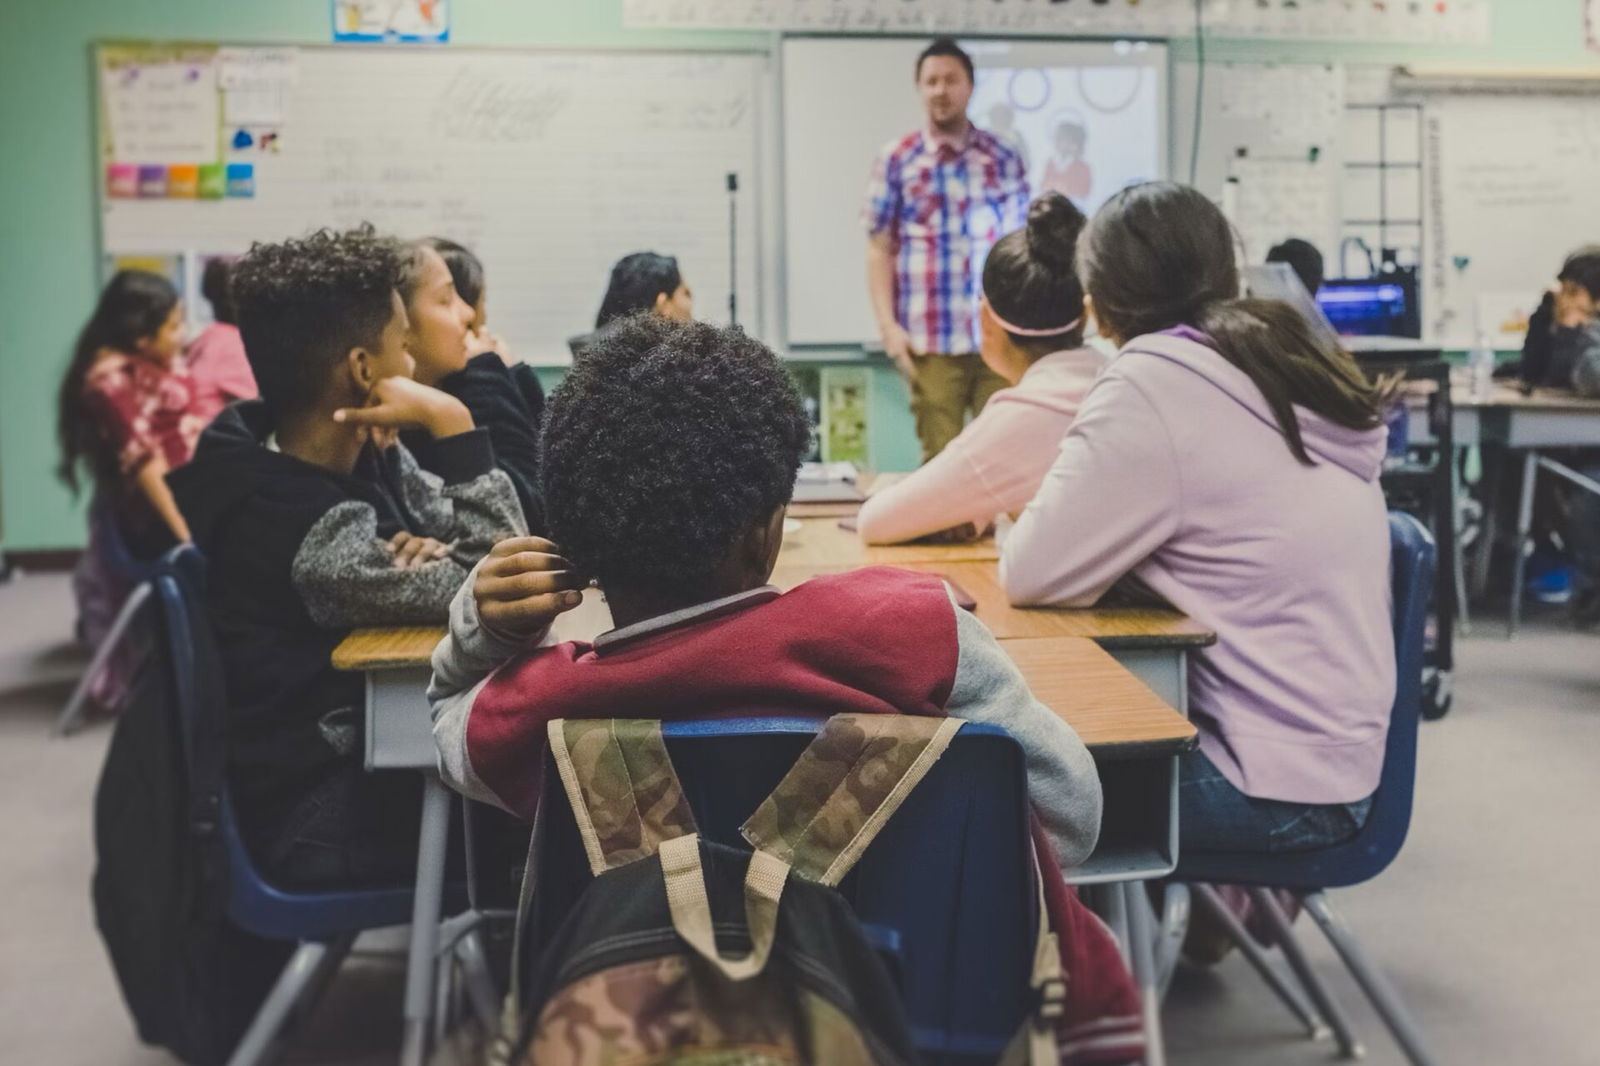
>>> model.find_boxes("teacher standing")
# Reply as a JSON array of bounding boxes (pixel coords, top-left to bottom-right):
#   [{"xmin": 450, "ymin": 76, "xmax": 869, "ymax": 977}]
[{"xmin": 865, "ymin": 38, "xmax": 1032, "ymax": 461}]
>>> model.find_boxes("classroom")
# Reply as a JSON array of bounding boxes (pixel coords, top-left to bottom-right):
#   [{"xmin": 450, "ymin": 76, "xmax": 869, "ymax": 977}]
[{"xmin": 1, "ymin": 0, "xmax": 1597, "ymax": 1063}]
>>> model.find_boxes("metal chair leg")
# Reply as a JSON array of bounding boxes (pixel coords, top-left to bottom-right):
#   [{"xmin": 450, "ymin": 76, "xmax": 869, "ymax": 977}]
[
  {"xmin": 455, "ymin": 928, "xmax": 503, "ymax": 1037},
  {"xmin": 1508, "ymin": 450, "xmax": 1538, "ymax": 637},
  {"xmin": 1153, "ymin": 882, "xmax": 1189, "ymax": 998},
  {"xmin": 1303, "ymin": 893, "xmax": 1437, "ymax": 1066},
  {"xmin": 1122, "ymin": 881, "xmax": 1167, "ymax": 1066},
  {"xmin": 1190, "ymin": 884, "xmax": 1327, "ymax": 1040},
  {"xmin": 1248, "ymin": 887, "xmax": 1364, "ymax": 1060},
  {"xmin": 225, "ymin": 936, "xmax": 353, "ymax": 1066},
  {"xmin": 54, "ymin": 582, "xmax": 151, "ymax": 737}
]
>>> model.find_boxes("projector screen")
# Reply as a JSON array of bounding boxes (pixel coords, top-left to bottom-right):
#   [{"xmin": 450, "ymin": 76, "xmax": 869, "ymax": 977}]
[{"xmin": 782, "ymin": 36, "xmax": 1167, "ymax": 347}]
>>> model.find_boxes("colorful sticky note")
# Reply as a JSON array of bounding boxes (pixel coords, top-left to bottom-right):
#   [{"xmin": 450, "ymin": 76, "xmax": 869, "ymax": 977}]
[
  {"xmin": 167, "ymin": 164, "xmax": 199, "ymax": 198},
  {"xmin": 137, "ymin": 164, "xmax": 168, "ymax": 198},
  {"xmin": 232, "ymin": 127, "xmax": 254, "ymax": 150},
  {"xmin": 198, "ymin": 163, "xmax": 226, "ymax": 200},
  {"xmin": 226, "ymin": 162, "xmax": 255, "ymax": 198},
  {"xmin": 106, "ymin": 163, "xmax": 138, "ymax": 199}
]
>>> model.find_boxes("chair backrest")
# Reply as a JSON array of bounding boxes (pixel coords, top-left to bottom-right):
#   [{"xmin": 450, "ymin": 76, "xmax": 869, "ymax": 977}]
[
  {"xmin": 89, "ymin": 493, "xmax": 166, "ymax": 582},
  {"xmin": 527, "ymin": 716, "xmax": 1035, "ymax": 1066},
  {"xmin": 149, "ymin": 548, "xmax": 416, "ymax": 940},
  {"xmin": 1175, "ymin": 510, "xmax": 1436, "ymax": 889}
]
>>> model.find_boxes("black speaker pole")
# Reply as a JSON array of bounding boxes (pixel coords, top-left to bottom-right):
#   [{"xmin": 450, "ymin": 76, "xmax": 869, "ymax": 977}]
[{"xmin": 726, "ymin": 171, "xmax": 739, "ymax": 327}]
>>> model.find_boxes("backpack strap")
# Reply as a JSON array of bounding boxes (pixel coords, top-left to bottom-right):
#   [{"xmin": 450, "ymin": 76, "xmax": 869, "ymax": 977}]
[
  {"xmin": 548, "ymin": 718, "xmax": 698, "ymax": 875},
  {"xmin": 658, "ymin": 834, "xmax": 791, "ymax": 982},
  {"xmin": 740, "ymin": 714, "xmax": 963, "ymax": 887},
  {"xmin": 999, "ymin": 848, "xmax": 1068, "ymax": 1066}
]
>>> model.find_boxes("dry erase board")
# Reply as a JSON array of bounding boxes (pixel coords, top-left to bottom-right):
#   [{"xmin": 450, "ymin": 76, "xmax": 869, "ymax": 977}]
[
  {"xmin": 782, "ymin": 36, "xmax": 1167, "ymax": 348},
  {"xmin": 96, "ymin": 44, "xmax": 767, "ymax": 364}
]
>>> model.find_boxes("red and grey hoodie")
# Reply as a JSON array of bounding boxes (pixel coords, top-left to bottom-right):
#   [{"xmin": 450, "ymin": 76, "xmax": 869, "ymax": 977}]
[{"xmin": 429, "ymin": 564, "xmax": 1144, "ymax": 1064}]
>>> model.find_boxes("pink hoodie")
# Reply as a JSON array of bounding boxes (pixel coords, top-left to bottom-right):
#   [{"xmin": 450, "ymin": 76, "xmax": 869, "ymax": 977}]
[
  {"xmin": 1000, "ymin": 331, "xmax": 1395, "ymax": 805},
  {"xmin": 858, "ymin": 347, "xmax": 1105, "ymax": 544}
]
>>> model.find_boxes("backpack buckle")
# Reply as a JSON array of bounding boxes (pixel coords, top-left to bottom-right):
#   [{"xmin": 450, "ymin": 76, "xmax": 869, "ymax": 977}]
[{"xmin": 1037, "ymin": 976, "xmax": 1067, "ymax": 1021}]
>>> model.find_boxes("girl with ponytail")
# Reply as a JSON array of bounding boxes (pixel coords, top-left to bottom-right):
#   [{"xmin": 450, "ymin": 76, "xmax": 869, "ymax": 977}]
[
  {"xmin": 1002, "ymin": 181, "xmax": 1395, "ymax": 857},
  {"xmin": 858, "ymin": 193, "xmax": 1105, "ymax": 544}
]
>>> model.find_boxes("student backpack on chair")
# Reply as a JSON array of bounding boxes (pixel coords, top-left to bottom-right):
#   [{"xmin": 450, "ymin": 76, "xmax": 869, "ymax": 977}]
[
  {"xmin": 90, "ymin": 547, "xmax": 290, "ymax": 1066},
  {"xmin": 500, "ymin": 715, "xmax": 1067, "ymax": 1066}
]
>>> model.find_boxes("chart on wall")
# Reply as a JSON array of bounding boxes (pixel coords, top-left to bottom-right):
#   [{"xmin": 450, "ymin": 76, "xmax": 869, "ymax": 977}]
[
  {"xmin": 96, "ymin": 44, "xmax": 765, "ymax": 363},
  {"xmin": 782, "ymin": 36, "xmax": 1166, "ymax": 347},
  {"xmin": 627, "ymin": 0, "xmax": 1489, "ymax": 44}
]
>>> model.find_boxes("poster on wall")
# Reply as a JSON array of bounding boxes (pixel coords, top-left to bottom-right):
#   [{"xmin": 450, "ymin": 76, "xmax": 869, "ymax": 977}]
[{"xmin": 333, "ymin": 0, "xmax": 450, "ymax": 43}]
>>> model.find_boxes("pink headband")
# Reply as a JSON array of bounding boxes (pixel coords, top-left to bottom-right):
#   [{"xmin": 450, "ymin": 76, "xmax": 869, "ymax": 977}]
[{"xmin": 981, "ymin": 294, "xmax": 1083, "ymax": 337}]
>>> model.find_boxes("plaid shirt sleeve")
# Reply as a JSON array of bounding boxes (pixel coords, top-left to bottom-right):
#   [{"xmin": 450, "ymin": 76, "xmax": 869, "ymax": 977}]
[
  {"xmin": 996, "ymin": 142, "xmax": 1032, "ymax": 234},
  {"xmin": 862, "ymin": 144, "xmax": 901, "ymax": 242}
]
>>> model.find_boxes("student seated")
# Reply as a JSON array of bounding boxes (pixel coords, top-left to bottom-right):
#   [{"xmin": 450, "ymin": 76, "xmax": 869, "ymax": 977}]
[
  {"xmin": 569, "ymin": 252, "xmax": 693, "ymax": 358},
  {"xmin": 1265, "ymin": 237, "xmax": 1325, "ymax": 298},
  {"xmin": 185, "ymin": 256, "xmax": 259, "ymax": 423},
  {"xmin": 58, "ymin": 270, "xmax": 198, "ymax": 663},
  {"xmin": 168, "ymin": 226, "xmax": 525, "ymax": 889},
  {"xmin": 431, "ymin": 314, "xmax": 1139, "ymax": 1059},
  {"xmin": 395, "ymin": 238, "xmax": 547, "ymax": 531},
  {"xmin": 1508, "ymin": 247, "xmax": 1600, "ymax": 395},
  {"xmin": 1001, "ymin": 182, "xmax": 1396, "ymax": 858},
  {"xmin": 857, "ymin": 194, "xmax": 1104, "ymax": 544}
]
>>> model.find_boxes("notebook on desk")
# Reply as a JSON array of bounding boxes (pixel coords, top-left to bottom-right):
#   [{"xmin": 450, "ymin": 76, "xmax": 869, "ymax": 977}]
[{"xmin": 793, "ymin": 461, "xmax": 865, "ymax": 503}]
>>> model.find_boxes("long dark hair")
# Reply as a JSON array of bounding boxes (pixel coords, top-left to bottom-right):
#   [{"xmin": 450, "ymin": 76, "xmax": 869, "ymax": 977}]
[
  {"xmin": 595, "ymin": 252, "xmax": 681, "ymax": 329},
  {"xmin": 423, "ymin": 237, "xmax": 485, "ymax": 311},
  {"xmin": 982, "ymin": 192, "xmax": 1088, "ymax": 351},
  {"xmin": 56, "ymin": 270, "xmax": 180, "ymax": 494},
  {"xmin": 1079, "ymin": 181, "xmax": 1382, "ymax": 465}
]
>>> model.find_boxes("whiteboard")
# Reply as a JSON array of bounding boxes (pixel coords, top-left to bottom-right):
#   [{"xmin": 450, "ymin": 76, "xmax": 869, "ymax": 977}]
[
  {"xmin": 1424, "ymin": 93, "xmax": 1600, "ymax": 347},
  {"xmin": 98, "ymin": 46, "xmax": 766, "ymax": 364},
  {"xmin": 782, "ymin": 36, "xmax": 1166, "ymax": 347}
]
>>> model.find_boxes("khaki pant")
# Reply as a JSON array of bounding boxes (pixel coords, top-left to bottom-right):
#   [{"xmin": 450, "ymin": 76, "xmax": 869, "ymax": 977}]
[{"xmin": 908, "ymin": 352, "xmax": 1009, "ymax": 462}]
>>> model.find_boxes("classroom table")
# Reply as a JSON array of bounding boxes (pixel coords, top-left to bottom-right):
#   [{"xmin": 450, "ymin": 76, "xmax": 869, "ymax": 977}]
[
  {"xmin": 1409, "ymin": 382, "xmax": 1600, "ymax": 635},
  {"xmin": 333, "ymin": 615, "xmax": 1197, "ymax": 1065}
]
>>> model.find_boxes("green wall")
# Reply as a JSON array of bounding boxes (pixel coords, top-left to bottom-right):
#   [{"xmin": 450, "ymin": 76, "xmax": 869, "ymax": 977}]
[{"xmin": 1, "ymin": 0, "xmax": 1594, "ymax": 550}]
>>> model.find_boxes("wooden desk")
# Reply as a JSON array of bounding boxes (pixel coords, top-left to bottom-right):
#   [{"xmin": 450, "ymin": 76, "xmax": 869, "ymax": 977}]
[
  {"xmin": 333, "ymin": 626, "xmax": 1194, "ymax": 768},
  {"xmin": 777, "ymin": 516, "xmax": 999, "ymax": 569}
]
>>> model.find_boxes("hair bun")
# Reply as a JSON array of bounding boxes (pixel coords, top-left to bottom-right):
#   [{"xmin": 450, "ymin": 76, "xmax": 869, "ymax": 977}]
[{"xmin": 1024, "ymin": 193, "xmax": 1086, "ymax": 273}]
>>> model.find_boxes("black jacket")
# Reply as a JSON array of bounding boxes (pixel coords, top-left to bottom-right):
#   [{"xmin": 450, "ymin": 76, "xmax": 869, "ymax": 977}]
[
  {"xmin": 168, "ymin": 401, "xmax": 522, "ymax": 847},
  {"xmin": 403, "ymin": 352, "xmax": 547, "ymax": 532}
]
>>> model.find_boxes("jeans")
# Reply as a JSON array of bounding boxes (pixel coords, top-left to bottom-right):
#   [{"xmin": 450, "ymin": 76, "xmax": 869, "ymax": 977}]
[
  {"xmin": 265, "ymin": 766, "xmax": 424, "ymax": 891},
  {"xmin": 1565, "ymin": 460, "xmax": 1600, "ymax": 601},
  {"xmin": 1179, "ymin": 748, "xmax": 1373, "ymax": 855}
]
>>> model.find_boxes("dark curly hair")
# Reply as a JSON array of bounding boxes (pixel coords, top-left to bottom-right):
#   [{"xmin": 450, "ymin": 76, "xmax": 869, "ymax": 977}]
[
  {"xmin": 541, "ymin": 313, "xmax": 810, "ymax": 602},
  {"xmin": 231, "ymin": 225, "xmax": 401, "ymax": 416}
]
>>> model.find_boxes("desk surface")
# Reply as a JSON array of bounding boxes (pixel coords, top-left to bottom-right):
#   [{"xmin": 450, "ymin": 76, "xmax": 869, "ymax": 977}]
[
  {"xmin": 778, "ymin": 516, "xmax": 999, "ymax": 569},
  {"xmin": 334, "ymin": 627, "xmax": 1195, "ymax": 756},
  {"xmin": 773, "ymin": 559, "xmax": 1214, "ymax": 649}
]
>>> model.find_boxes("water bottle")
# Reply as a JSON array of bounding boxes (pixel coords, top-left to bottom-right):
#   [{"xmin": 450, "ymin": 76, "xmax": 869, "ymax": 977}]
[{"xmin": 1469, "ymin": 330, "xmax": 1496, "ymax": 400}]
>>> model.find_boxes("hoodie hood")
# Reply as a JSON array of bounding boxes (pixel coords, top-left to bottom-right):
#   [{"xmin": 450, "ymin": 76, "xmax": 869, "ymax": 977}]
[{"xmin": 1122, "ymin": 331, "xmax": 1387, "ymax": 482}]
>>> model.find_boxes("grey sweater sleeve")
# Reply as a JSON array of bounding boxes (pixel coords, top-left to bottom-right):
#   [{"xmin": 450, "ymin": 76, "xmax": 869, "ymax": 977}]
[
  {"xmin": 428, "ymin": 561, "xmax": 557, "ymax": 808},
  {"xmin": 291, "ymin": 450, "xmax": 526, "ymax": 630},
  {"xmin": 391, "ymin": 440, "xmax": 528, "ymax": 561},
  {"xmin": 942, "ymin": 587, "xmax": 1103, "ymax": 869}
]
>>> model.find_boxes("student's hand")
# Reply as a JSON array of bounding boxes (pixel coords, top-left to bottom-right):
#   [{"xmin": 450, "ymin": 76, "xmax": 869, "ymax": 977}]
[
  {"xmin": 467, "ymin": 327, "xmax": 515, "ymax": 365},
  {"xmin": 388, "ymin": 531, "xmax": 453, "ymax": 570},
  {"xmin": 880, "ymin": 323, "xmax": 920, "ymax": 380},
  {"xmin": 473, "ymin": 536, "xmax": 587, "ymax": 640},
  {"xmin": 334, "ymin": 376, "xmax": 475, "ymax": 440}
]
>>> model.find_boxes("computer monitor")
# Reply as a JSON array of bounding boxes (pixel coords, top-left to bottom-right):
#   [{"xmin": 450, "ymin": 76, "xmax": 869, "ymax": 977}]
[{"xmin": 1316, "ymin": 275, "xmax": 1421, "ymax": 339}]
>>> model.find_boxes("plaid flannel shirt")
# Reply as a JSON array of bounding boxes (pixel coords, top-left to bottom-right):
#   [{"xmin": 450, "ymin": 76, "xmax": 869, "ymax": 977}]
[{"xmin": 863, "ymin": 126, "xmax": 1031, "ymax": 355}]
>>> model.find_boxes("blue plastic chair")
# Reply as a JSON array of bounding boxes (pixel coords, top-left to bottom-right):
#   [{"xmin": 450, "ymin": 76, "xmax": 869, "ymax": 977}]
[
  {"xmin": 1169, "ymin": 511, "xmax": 1438, "ymax": 1065},
  {"xmin": 55, "ymin": 495, "xmax": 166, "ymax": 736},
  {"xmin": 525, "ymin": 717, "xmax": 1037, "ymax": 1066},
  {"xmin": 149, "ymin": 548, "xmax": 431, "ymax": 1066}
]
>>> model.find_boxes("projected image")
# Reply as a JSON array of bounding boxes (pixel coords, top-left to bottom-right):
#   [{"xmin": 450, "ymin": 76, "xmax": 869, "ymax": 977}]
[{"xmin": 970, "ymin": 63, "xmax": 1162, "ymax": 215}]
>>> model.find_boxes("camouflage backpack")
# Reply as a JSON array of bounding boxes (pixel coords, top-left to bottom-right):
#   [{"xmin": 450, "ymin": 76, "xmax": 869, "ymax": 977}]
[{"xmin": 495, "ymin": 715, "xmax": 1066, "ymax": 1066}]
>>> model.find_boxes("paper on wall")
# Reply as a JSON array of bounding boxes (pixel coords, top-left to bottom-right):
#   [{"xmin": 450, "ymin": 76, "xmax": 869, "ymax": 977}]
[
  {"xmin": 102, "ymin": 53, "xmax": 220, "ymax": 165},
  {"xmin": 219, "ymin": 47, "xmax": 298, "ymax": 125}
]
